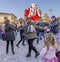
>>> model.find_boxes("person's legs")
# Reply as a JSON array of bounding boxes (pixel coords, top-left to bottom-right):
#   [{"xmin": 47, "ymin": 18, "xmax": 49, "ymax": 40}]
[
  {"xmin": 39, "ymin": 32, "xmax": 43, "ymax": 40},
  {"xmin": 26, "ymin": 39, "xmax": 31, "ymax": 57},
  {"xmin": 16, "ymin": 39, "xmax": 22, "ymax": 45},
  {"xmin": 6, "ymin": 40, "xmax": 9, "ymax": 54},
  {"xmin": 41, "ymin": 32, "xmax": 44, "ymax": 39},
  {"xmin": 16, "ymin": 36, "xmax": 22, "ymax": 48},
  {"xmin": 26, "ymin": 39, "xmax": 39, "ymax": 58},
  {"xmin": 55, "ymin": 33, "xmax": 59, "ymax": 42},
  {"xmin": 36, "ymin": 33, "xmax": 39, "ymax": 44},
  {"xmin": 22, "ymin": 40, "xmax": 26, "ymax": 45},
  {"xmin": 28, "ymin": 39, "xmax": 32, "ymax": 54},
  {"xmin": 11, "ymin": 40, "xmax": 15, "ymax": 55},
  {"xmin": 58, "ymin": 31, "xmax": 60, "ymax": 43},
  {"xmin": 37, "ymin": 36, "xmax": 39, "ymax": 44},
  {"xmin": 30, "ymin": 39, "xmax": 39, "ymax": 54}
]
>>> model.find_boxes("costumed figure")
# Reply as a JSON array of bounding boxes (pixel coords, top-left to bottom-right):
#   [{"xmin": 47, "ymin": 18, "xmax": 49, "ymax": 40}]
[{"xmin": 24, "ymin": 3, "xmax": 42, "ymax": 23}]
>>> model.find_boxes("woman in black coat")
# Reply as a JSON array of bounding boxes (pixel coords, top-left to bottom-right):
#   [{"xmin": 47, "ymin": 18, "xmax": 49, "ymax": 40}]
[
  {"xmin": 3, "ymin": 20, "xmax": 16, "ymax": 55},
  {"xmin": 24, "ymin": 21, "xmax": 44, "ymax": 58}
]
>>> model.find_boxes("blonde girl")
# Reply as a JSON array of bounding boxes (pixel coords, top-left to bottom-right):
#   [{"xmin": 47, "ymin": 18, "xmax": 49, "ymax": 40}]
[{"xmin": 40, "ymin": 33, "xmax": 58, "ymax": 62}]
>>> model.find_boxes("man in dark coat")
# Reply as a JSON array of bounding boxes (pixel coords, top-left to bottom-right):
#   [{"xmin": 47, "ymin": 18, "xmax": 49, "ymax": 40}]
[
  {"xmin": 49, "ymin": 16, "xmax": 59, "ymax": 34},
  {"xmin": 48, "ymin": 16, "xmax": 59, "ymax": 42}
]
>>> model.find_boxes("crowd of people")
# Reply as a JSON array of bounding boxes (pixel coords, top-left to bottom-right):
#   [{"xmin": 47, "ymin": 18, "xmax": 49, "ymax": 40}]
[
  {"xmin": 0, "ymin": 3, "xmax": 60, "ymax": 62},
  {"xmin": 0, "ymin": 15, "xmax": 60, "ymax": 62}
]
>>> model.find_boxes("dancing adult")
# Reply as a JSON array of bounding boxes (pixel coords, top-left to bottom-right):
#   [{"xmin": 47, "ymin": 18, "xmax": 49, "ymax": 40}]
[
  {"xmin": 16, "ymin": 18, "xmax": 26, "ymax": 48},
  {"xmin": 25, "ymin": 21, "xmax": 39, "ymax": 58},
  {"xmin": 45, "ymin": 16, "xmax": 59, "ymax": 42}
]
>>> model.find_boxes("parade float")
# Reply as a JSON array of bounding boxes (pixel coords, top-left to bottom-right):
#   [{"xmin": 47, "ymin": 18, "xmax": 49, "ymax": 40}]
[{"xmin": 24, "ymin": 3, "xmax": 42, "ymax": 23}]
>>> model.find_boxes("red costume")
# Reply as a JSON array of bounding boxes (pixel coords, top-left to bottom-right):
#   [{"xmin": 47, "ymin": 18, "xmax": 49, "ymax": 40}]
[{"xmin": 24, "ymin": 4, "xmax": 42, "ymax": 22}]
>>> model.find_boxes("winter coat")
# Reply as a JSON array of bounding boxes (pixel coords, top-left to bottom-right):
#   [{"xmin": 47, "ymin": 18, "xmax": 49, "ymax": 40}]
[
  {"xmin": 24, "ymin": 25, "xmax": 37, "ymax": 40},
  {"xmin": 48, "ymin": 19, "xmax": 59, "ymax": 34},
  {"xmin": 23, "ymin": 22, "xmax": 44, "ymax": 40},
  {"xmin": 36, "ymin": 22, "xmax": 47, "ymax": 33},
  {"xmin": 3, "ymin": 24, "xmax": 16, "ymax": 41},
  {"xmin": 17, "ymin": 22, "xmax": 44, "ymax": 40}
]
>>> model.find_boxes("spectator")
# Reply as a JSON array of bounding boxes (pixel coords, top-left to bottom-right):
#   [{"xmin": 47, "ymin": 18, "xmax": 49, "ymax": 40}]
[{"xmin": 3, "ymin": 20, "xmax": 16, "ymax": 55}]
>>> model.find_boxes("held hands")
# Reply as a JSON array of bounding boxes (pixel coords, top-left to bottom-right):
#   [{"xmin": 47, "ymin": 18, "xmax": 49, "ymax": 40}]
[
  {"xmin": 2, "ymin": 32, "xmax": 5, "ymax": 34},
  {"xmin": 44, "ymin": 26, "xmax": 50, "ymax": 32},
  {"xmin": 44, "ymin": 26, "xmax": 48, "ymax": 30}
]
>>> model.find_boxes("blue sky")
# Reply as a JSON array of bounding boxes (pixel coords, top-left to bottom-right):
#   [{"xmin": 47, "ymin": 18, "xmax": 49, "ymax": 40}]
[{"xmin": 0, "ymin": 0, "xmax": 60, "ymax": 18}]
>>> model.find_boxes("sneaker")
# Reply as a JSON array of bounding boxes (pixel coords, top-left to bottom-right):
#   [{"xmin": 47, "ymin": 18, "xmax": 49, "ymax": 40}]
[
  {"xmin": 35, "ymin": 53, "xmax": 39, "ymax": 58},
  {"xmin": 26, "ymin": 53, "xmax": 31, "ymax": 57}
]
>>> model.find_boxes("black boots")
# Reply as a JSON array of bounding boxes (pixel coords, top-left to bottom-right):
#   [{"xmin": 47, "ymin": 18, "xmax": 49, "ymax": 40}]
[
  {"xmin": 26, "ymin": 53, "xmax": 39, "ymax": 58},
  {"xmin": 6, "ymin": 51, "xmax": 15, "ymax": 55},
  {"xmin": 12, "ymin": 51, "xmax": 15, "ymax": 55},
  {"xmin": 16, "ymin": 44, "xmax": 19, "ymax": 48},
  {"xmin": 6, "ymin": 51, "xmax": 9, "ymax": 54},
  {"xmin": 26, "ymin": 53, "xmax": 31, "ymax": 57},
  {"xmin": 22, "ymin": 43, "xmax": 26, "ymax": 46},
  {"xmin": 35, "ymin": 53, "xmax": 40, "ymax": 58}
]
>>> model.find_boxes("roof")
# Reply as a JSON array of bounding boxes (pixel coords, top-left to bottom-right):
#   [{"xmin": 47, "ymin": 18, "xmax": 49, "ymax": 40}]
[{"xmin": 0, "ymin": 12, "xmax": 17, "ymax": 18}]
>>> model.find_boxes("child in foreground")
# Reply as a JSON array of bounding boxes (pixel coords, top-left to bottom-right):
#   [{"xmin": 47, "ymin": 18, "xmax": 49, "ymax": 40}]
[{"xmin": 40, "ymin": 33, "xmax": 58, "ymax": 62}]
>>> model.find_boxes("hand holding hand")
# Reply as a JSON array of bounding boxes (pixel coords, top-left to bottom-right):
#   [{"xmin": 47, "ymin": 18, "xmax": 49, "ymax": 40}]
[{"xmin": 44, "ymin": 26, "xmax": 47, "ymax": 30}]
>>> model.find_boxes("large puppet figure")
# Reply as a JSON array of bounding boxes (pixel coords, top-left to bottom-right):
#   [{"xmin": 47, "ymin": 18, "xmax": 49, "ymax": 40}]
[{"xmin": 24, "ymin": 3, "xmax": 42, "ymax": 22}]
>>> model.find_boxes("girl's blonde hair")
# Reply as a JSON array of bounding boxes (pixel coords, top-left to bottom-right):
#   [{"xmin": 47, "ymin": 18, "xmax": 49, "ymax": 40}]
[{"xmin": 44, "ymin": 33, "xmax": 56, "ymax": 50}]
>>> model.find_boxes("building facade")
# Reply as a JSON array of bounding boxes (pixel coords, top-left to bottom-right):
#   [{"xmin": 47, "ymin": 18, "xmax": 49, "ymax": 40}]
[
  {"xmin": 0, "ymin": 12, "xmax": 17, "ymax": 23},
  {"xmin": 0, "ymin": 12, "xmax": 18, "ymax": 30}
]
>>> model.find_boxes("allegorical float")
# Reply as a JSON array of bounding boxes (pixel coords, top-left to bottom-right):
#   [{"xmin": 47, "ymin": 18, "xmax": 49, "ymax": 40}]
[{"xmin": 24, "ymin": 3, "xmax": 42, "ymax": 22}]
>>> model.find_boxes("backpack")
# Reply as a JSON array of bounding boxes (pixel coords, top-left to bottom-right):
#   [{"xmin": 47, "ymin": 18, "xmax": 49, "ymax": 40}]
[{"xmin": 27, "ymin": 25, "xmax": 36, "ymax": 32}]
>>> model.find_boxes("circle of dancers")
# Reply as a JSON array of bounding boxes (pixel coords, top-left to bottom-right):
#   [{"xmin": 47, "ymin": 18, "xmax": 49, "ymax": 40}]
[{"xmin": 0, "ymin": 3, "xmax": 60, "ymax": 62}]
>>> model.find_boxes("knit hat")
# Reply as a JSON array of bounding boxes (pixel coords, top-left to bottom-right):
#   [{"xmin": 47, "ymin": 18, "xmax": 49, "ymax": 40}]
[{"xmin": 51, "ymin": 16, "xmax": 56, "ymax": 18}]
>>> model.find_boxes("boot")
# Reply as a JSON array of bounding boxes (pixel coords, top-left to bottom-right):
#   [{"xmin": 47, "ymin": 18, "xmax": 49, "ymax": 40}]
[
  {"xmin": 12, "ymin": 51, "xmax": 15, "ymax": 55},
  {"xmin": 22, "ymin": 43, "xmax": 26, "ymax": 46},
  {"xmin": 6, "ymin": 46, "xmax": 9, "ymax": 54},
  {"xmin": 16, "ymin": 44, "xmax": 19, "ymax": 48},
  {"xmin": 26, "ymin": 53, "xmax": 31, "ymax": 57},
  {"xmin": 35, "ymin": 53, "xmax": 39, "ymax": 58},
  {"xmin": 6, "ymin": 51, "xmax": 9, "ymax": 54},
  {"xmin": 22, "ymin": 41, "xmax": 26, "ymax": 46}
]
